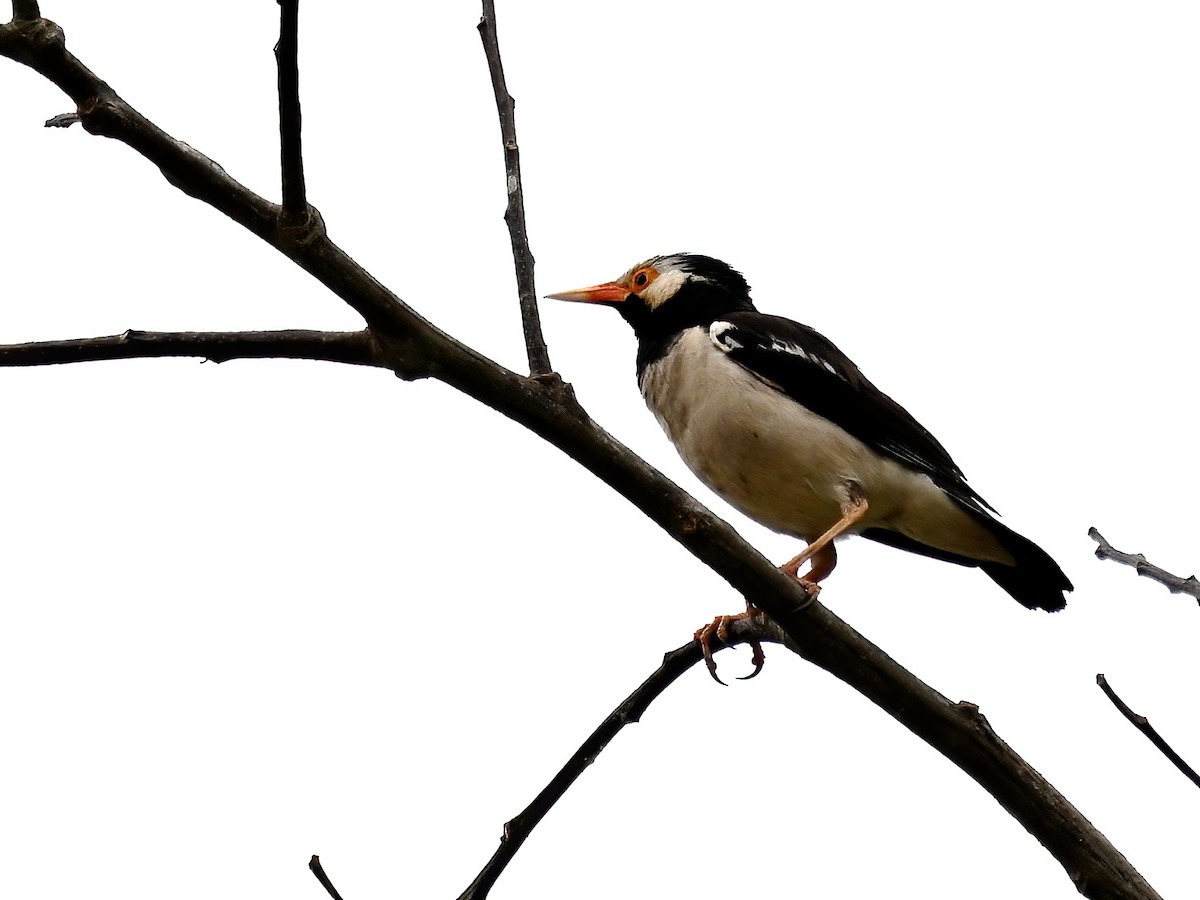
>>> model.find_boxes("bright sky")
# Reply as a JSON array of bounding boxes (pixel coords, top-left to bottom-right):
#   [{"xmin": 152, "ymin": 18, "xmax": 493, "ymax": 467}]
[{"xmin": 3, "ymin": 3, "xmax": 1200, "ymax": 899}]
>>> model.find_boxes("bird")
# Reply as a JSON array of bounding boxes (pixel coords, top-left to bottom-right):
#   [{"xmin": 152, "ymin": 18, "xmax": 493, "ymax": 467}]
[{"xmin": 547, "ymin": 253, "xmax": 1072, "ymax": 681}]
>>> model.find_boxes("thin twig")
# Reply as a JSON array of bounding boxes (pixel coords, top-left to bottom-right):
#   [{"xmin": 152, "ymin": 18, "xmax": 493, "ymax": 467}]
[
  {"xmin": 308, "ymin": 855, "xmax": 346, "ymax": 900},
  {"xmin": 12, "ymin": 1, "xmax": 41, "ymax": 22},
  {"xmin": 275, "ymin": 0, "xmax": 306, "ymax": 218},
  {"xmin": 1096, "ymin": 674, "xmax": 1200, "ymax": 790},
  {"xmin": 458, "ymin": 617, "xmax": 788, "ymax": 900},
  {"xmin": 1089, "ymin": 527, "xmax": 1200, "ymax": 603},
  {"xmin": 0, "ymin": 329, "xmax": 384, "ymax": 367},
  {"xmin": 477, "ymin": 0, "xmax": 551, "ymax": 377}
]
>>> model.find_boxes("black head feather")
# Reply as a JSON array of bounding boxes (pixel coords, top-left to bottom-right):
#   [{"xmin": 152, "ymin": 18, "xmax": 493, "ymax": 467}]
[
  {"xmin": 649, "ymin": 253, "xmax": 753, "ymax": 299},
  {"xmin": 613, "ymin": 253, "xmax": 757, "ymax": 377}
]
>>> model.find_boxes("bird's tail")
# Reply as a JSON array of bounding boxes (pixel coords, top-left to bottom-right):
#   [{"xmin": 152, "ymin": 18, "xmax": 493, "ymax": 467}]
[
  {"xmin": 861, "ymin": 511, "xmax": 1072, "ymax": 612},
  {"xmin": 976, "ymin": 516, "xmax": 1072, "ymax": 612}
]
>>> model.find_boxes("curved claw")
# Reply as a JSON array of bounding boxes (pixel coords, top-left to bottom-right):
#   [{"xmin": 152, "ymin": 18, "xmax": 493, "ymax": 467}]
[
  {"xmin": 695, "ymin": 615, "xmax": 768, "ymax": 684},
  {"xmin": 695, "ymin": 619, "xmax": 728, "ymax": 686},
  {"xmin": 736, "ymin": 640, "xmax": 766, "ymax": 680}
]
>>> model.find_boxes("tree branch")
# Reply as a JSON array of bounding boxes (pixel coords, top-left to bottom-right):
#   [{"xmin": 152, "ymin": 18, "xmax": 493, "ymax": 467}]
[
  {"xmin": 477, "ymin": 0, "xmax": 551, "ymax": 378},
  {"xmin": 1096, "ymin": 675, "xmax": 1200, "ymax": 790},
  {"xmin": 0, "ymin": 329, "xmax": 384, "ymax": 367},
  {"xmin": 0, "ymin": 18, "xmax": 1163, "ymax": 900},
  {"xmin": 308, "ymin": 855, "xmax": 346, "ymax": 900},
  {"xmin": 11, "ymin": 1, "xmax": 40, "ymax": 23},
  {"xmin": 1089, "ymin": 527, "xmax": 1200, "ymax": 603},
  {"xmin": 459, "ymin": 617, "xmax": 787, "ymax": 900},
  {"xmin": 275, "ymin": 0, "xmax": 306, "ymax": 218}
]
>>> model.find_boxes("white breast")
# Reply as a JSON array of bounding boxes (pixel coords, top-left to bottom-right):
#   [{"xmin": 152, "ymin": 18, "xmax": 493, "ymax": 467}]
[{"xmin": 640, "ymin": 326, "xmax": 1010, "ymax": 562}]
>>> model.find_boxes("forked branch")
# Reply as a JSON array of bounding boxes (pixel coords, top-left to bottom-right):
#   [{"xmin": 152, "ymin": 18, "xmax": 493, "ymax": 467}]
[
  {"xmin": 459, "ymin": 618, "xmax": 787, "ymax": 900},
  {"xmin": 1089, "ymin": 527, "xmax": 1200, "ymax": 603},
  {"xmin": 0, "ymin": 8, "xmax": 1163, "ymax": 900}
]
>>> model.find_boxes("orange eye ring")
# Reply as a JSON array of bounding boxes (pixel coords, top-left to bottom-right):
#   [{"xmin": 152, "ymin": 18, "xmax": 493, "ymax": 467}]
[{"xmin": 631, "ymin": 267, "xmax": 657, "ymax": 290}]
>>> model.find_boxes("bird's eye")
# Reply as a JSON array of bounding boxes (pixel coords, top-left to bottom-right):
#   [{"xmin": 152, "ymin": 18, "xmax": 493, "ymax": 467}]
[{"xmin": 627, "ymin": 266, "xmax": 659, "ymax": 294}]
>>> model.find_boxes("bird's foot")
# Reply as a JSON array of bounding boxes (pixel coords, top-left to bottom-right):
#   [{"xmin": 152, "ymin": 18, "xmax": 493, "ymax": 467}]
[
  {"xmin": 795, "ymin": 578, "xmax": 822, "ymax": 598},
  {"xmin": 781, "ymin": 557, "xmax": 833, "ymax": 589},
  {"xmin": 693, "ymin": 609, "xmax": 766, "ymax": 686}
]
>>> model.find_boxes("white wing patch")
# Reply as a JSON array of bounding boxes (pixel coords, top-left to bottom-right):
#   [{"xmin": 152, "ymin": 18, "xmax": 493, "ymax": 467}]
[
  {"xmin": 712, "ymin": 321, "xmax": 847, "ymax": 383},
  {"xmin": 709, "ymin": 320, "xmax": 743, "ymax": 352},
  {"xmin": 768, "ymin": 338, "xmax": 841, "ymax": 377}
]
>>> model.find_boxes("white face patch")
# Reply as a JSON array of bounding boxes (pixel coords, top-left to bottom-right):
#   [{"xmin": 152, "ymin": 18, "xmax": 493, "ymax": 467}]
[{"xmin": 641, "ymin": 268, "xmax": 698, "ymax": 310}]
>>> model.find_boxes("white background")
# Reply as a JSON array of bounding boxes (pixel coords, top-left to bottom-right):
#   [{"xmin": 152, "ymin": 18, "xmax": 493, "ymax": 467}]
[{"xmin": 3, "ymin": 2, "xmax": 1199, "ymax": 898}]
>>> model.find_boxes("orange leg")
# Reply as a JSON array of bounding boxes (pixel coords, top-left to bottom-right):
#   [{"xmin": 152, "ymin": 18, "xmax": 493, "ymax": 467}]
[
  {"xmin": 694, "ymin": 489, "xmax": 870, "ymax": 685},
  {"xmin": 781, "ymin": 490, "xmax": 870, "ymax": 587}
]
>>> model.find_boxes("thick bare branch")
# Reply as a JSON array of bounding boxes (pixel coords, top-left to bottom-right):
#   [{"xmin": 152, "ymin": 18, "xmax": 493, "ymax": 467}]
[
  {"xmin": 0, "ymin": 19, "xmax": 1163, "ymax": 900},
  {"xmin": 0, "ymin": 329, "xmax": 383, "ymax": 367},
  {"xmin": 459, "ymin": 617, "xmax": 787, "ymax": 900},
  {"xmin": 275, "ymin": 0, "xmax": 306, "ymax": 218},
  {"xmin": 1089, "ymin": 527, "xmax": 1200, "ymax": 603},
  {"xmin": 477, "ymin": 0, "xmax": 551, "ymax": 377},
  {"xmin": 1097, "ymin": 675, "xmax": 1200, "ymax": 790}
]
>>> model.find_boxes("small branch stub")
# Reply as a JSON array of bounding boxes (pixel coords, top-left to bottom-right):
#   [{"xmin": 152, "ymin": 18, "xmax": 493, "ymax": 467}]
[
  {"xmin": 12, "ymin": 1, "xmax": 42, "ymax": 22},
  {"xmin": 308, "ymin": 855, "xmax": 346, "ymax": 900},
  {"xmin": 44, "ymin": 112, "xmax": 79, "ymax": 127}
]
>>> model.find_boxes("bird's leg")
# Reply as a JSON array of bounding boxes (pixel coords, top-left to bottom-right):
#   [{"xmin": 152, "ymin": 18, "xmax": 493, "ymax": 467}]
[
  {"xmin": 781, "ymin": 489, "xmax": 869, "ymax": 587},
  {"xmin": 791, "ymin": 542, "xmax": 837, "ymax": 588},
  {"xmin": 697, "ymin": 487, "xmax": 868, "ymax": 686},
  {"xmin": 694, "ymin": 599, "xmax": 766, "ymax": 686}
]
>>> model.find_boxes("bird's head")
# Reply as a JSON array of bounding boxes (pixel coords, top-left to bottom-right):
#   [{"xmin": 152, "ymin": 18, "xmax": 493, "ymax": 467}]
[{"xmin": 547, "ymin": 253, "xmax": 755, "ymax": 337}]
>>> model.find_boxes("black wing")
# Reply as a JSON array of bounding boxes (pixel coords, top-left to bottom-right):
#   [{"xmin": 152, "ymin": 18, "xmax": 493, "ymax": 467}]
[{"xmin": 711, "ymin": 311, "xmax": 995, "ymax": 514}]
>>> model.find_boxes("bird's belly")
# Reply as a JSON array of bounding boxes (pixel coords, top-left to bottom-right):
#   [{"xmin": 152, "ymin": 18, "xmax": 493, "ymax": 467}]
[
  {"xmin": 641, "ymin": 331, "xmax": 1008, "ymax": 561},
  {"xmin": 641, "ymin": 335, "xmax": 870, "ymax": 537},
  {"xmin": 663, "ymin": 382, "xmax": 886, "ymax": 539}
]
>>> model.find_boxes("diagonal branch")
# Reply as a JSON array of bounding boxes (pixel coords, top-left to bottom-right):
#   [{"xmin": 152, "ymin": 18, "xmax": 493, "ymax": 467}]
[
  {"xmin": 459, "ymin": 617, "xmax": 787, "ymax": 900},
  {"xmin": 1096, "ymin": 674, "xmax": 1200, "ymax": 790},
  {"xmin": 477, "ymin": 0, "xmax": 551, "ymax": 378},
  {"xmin": 0, "ymin": 329, "xmax": 384, "ymax": 367},
  {"xmin": 0, "ymin": 17, "xmax": 1163, "ymax": 900},
  {"xmin": 275, "ymin": 0, "xmax": 306, "ymax": 218},
  {"xmin": 1089, "ymin": 527, "xmax": 1200, "ymax": 603},
  {"xmin": 308, "ymin": 855, "xmax": 346, "ymax": 900}
]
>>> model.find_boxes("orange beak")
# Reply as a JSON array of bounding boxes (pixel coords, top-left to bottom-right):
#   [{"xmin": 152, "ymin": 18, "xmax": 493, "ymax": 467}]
[{"xmin": 545, "ymin": 281, "xmax": 630, "ymax": 304}]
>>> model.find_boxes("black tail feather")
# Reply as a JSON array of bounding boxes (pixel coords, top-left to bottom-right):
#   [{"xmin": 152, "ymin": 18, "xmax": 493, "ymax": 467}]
[
  {"xmin": 860, "ymin": 515, "xmax": 1072, "ymax": 612},
  {"xmin": 978, "ymin": 520, "xmax": 1072, "ymax": 612}
]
